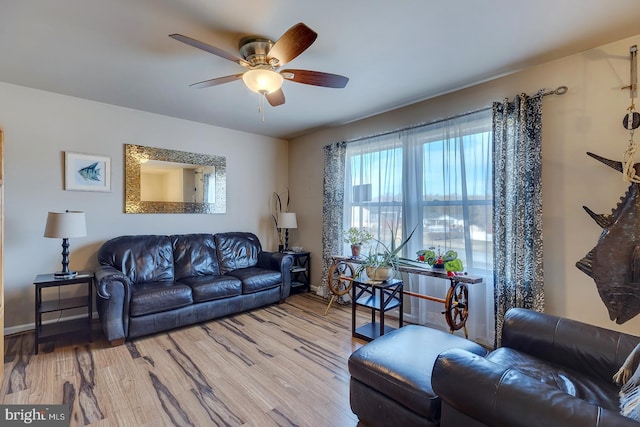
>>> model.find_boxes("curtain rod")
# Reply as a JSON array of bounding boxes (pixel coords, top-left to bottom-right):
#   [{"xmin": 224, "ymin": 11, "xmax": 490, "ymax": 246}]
[
  {"xmin": 536, "ymin": 85, "xmax": 568, "ymax": 98},
  {"xmin": 335, "ymin": 85, "xmax": 569, "ymax": 147},
  {"xmin": 341, "ymin": 106, "xmax": 492, "ymax": 145},
  {"xmin": 494, "ymin": 85, "xmax": 568, "ymax": 113}
]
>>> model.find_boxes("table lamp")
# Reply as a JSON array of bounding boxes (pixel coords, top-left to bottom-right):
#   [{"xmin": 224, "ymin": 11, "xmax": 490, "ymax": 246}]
[
  {"xmin": 44, "ymin": 210, "xmax": 87, "ymax": 278},
  {"xmin": 277, "ymin": 212, "xmax": 297, "ymax": 251}
]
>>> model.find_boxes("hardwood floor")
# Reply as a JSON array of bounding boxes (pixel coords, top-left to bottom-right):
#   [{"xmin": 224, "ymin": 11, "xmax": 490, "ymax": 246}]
[{"xmin": 1, "ymin": 293, "xmax": 369, "ymax": 426}]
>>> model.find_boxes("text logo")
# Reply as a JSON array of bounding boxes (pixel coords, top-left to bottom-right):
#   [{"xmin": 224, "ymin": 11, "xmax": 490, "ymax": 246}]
[{"xmin": 0, "ymin": 405, "xmax": 68, "ymax": 426}]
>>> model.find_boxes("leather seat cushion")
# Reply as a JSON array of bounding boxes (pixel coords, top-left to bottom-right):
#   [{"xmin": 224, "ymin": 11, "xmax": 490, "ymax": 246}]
[
  {"xmin": 179, "ymin": 275, "xmax": 242, "ymax": 303},
  {"xmin": 486, "ymin": 347, "xmax": 620, "ymax": 411},
  {"xmin": 226, "ymin": 267, "xmax": 281, "ymax": 294},
  {"xmin": 349, "ymin": 325, "xmax": 488, "ymax": 419},
  {"xmin": 130, "ymin": 281, "xmax": 193, "ymax": 317}
]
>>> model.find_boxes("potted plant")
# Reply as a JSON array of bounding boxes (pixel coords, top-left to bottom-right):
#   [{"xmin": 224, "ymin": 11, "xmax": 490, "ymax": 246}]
[
  {"xmin": 271, "ymin": 189, "xmax": 290, "ymax": 251},
  {"xmin": 343, "ymin": 227, "xmax": 374, "ymax": 257},
  {"xmin": 416, "ymin": 246, "xmax": 464, "ymax": 273},
  {"xmin": 357, "ymin": 224, "xmax": 416, "ymax": 281}
]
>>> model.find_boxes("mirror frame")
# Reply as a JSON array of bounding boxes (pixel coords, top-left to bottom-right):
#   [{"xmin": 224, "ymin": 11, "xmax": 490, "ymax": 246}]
[{"xmin": 125, "ymin": 144, "xmax": 226, "ymax": 214}]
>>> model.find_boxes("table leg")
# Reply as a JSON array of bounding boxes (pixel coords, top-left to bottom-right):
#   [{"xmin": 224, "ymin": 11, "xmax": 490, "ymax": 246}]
[
  {"xmin": 88, "ymin": 279, "xmax": 93, "ymax": 341},
  {"xmin": 34, "ymin": 286, "xmax": 40, "ymax": 354},
  {"xmin": 399, "ymin": 285, "xmax": 403, "ymax": 328},
  {"xmin": 379, "ymin": 287, "xmax": 385, "ymax": 337},
  {"xmin": 352, "ymin": 282, "xmax": 357, "ymax": 336},
  {"xmin": 324, "ymin": 294, "xmax": 337, "ymax": 316},
  {"xmin": 371, "ymin": 297, "xmax": 376, "ymax": 324}
]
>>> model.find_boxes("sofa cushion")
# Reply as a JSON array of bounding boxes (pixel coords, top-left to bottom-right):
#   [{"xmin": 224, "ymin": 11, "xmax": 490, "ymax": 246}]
[
  {"xmin": 487, "ymin": 347, "xmax": 620, "ymax": 411},
  {"xmin": 214, "ymin": 232, "xmax": 262, "ymax": 274},
  {"xmin": 178, "ymin": 275, "xmax": 242, "ymax": 303},
  {"xmin": 130, "ymin": 281, "xmax": 193, "ymax": 317},
  {"xmin": 98, "ymin": 235, "xmax": 175, "ymax": 284},
  {"xmin": 226, "ymin": 267, "xmax": 281, "ymax": 294},
  {"xmin": 171, "ymin": 234, "xmax": 220, "ymax": 280}
]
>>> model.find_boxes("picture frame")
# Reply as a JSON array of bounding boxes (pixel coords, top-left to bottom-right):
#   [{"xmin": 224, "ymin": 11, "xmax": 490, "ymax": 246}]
[{"xmin": 65, "ymin": 151, "xmax": 111, "ymax": 192}]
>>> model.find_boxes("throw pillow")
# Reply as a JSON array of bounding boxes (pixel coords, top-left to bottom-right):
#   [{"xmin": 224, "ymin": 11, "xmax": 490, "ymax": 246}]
[{"xmin": 614, "ymin": 343, "xmax": 640, "ymax": 420}]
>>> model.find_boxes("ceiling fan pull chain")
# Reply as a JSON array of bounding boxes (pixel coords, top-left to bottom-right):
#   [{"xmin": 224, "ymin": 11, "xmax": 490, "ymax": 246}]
[{"xmin": 256, "ymin": 92, "xmax": 268, "ymax": 123}]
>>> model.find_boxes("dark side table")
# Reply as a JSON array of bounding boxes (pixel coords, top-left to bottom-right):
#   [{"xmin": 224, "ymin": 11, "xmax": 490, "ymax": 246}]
[
  {"xmin": 289, "ymin": 251, "xmax": 310, "ymax": 293},
  {"xmin": 33, "ymin": 272, "xmax": 94, "ymax": 354},
  {"xmin": 352, "ymin": 278, "xmax": 403, "ymax": 341}
]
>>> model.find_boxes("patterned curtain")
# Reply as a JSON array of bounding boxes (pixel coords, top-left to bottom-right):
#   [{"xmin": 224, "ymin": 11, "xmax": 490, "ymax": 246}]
[
  {"xmin": 493, "ymin": 92, "xmax": 544, "ymax": 346},
  {"xmin": 319, "ymin": 142, "xmax": 347, "ymax": 298}
]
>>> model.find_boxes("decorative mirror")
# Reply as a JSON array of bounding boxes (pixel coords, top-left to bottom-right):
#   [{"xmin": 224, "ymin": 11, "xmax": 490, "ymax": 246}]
[{"xmin": 125, "ymin": 144, "xmax": 226, "ymax": 214}]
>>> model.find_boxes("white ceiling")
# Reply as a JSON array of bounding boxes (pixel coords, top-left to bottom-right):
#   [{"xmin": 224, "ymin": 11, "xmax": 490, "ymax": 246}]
[{"xmin": 2, "ymin": 0, "xmax": 640, "ymax": 139}]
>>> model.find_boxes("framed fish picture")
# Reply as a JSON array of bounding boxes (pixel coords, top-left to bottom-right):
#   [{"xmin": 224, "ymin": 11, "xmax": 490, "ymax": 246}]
[{"xmin": 64, "ymin": 152, "xmax": 111, "ymax": 192}]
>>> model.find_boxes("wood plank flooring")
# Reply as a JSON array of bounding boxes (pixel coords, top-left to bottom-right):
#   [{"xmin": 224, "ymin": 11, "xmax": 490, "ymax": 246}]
[{"xmin": 1, "ymin": 293, "xmax": 369, "ymax": 426}]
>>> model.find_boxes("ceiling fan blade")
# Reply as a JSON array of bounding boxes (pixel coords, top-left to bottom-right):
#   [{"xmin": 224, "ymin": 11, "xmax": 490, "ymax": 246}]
[
  {"xmin": 265, "ymin": 88, "xmax": 286, "ymax": 106},
  {"xmin": 281, "ymin": 69, "xmax": 349, "ymax": 88},
  {"xmin": 169, "ymin": 34, "xmax": 251, "ymax": 67},
  {"xmin": 267, "ymin": 23, "xmax": 317, "ymax": 66},
  {"xmin": 189, "ymin": 74, "xmax": 244, "ymax": 89}
]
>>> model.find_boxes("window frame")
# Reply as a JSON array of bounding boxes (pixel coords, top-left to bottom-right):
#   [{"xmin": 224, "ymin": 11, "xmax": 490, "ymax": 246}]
[{"xmin": 343, "ymin": 110, "xmax": 493, "ymax": 274}]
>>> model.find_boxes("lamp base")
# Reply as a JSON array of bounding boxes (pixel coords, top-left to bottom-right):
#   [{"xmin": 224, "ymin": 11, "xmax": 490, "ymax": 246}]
[{"xmin": 54, "ymin": 270, "xmax": 77, "ymax": 279}]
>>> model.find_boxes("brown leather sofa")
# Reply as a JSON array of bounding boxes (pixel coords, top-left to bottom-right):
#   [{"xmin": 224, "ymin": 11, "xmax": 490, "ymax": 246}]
[
  {"xmin": 432, "ymin": 308, "xmax": 640, "ymax": 427},
  {"xmin": 95, "ymin": 232, "xmax": 293, "ymax": 344}
]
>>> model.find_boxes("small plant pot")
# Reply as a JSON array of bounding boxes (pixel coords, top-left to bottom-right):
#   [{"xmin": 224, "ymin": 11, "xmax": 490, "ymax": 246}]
[{"xmin": 351, "ymin": 244, "xmax": 362, "ymax": 257}]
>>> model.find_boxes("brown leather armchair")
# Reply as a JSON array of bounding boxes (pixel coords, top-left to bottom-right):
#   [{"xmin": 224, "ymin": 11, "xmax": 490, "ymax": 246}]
[{"xmin": 432, "ymin": 308, "xmax": 640, "ymax": 427}]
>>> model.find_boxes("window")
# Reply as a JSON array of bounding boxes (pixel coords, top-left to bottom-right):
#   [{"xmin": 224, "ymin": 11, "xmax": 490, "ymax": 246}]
[
  {"xmin": 343, "ymin": 109, "xmax": 494, "ymax": 345},
  {"xmin": 420, "ymin": 131, "xmax": 493, "ymax": 273},
  {"xmin": 346, "ymin": 134, "xmax": 403, "ymax": 244}
]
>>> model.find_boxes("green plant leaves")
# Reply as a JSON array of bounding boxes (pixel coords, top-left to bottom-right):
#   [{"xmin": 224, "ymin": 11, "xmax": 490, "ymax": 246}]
[
  {"xmin": 444, "ymin": 258, "xmax": 464, "ymax": 272},
  {"xmin": 416, "ymin": 248, "xmax": 463, "ymax": 271},
  {"xmin": 442, "ymin": 250, "xmax": 458, "ymax": 262}
]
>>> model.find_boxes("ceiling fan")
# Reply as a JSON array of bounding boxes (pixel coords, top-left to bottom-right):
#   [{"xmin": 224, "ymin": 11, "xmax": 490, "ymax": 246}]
[{"xmin": 169, "ymin": 23, "xmax": 349, "ymax": 107}]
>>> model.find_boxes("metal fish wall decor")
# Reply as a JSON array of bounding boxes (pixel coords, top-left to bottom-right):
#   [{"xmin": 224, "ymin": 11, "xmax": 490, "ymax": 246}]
[{"xmin": 576, "ymin": 152, "xmax": 640, "ymax": 324}]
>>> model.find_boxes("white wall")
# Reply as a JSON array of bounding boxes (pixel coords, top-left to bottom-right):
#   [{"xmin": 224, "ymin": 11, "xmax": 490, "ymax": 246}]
[
  {"xmin": 290, "ymin": 33, "xmax": 640, "ymax": 335},
  {"xmin": 0, "ymin": 82, "xmax": 288, "ymax": 330}
]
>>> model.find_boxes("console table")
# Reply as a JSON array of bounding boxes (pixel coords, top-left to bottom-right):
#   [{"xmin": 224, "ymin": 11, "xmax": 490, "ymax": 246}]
[{"xmin": 329, "ymin": 255, "xmax": 483, "ymax": 337}]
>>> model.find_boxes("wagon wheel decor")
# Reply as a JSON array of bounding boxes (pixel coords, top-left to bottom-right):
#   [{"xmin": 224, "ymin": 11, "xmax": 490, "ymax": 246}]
[
  {"xmin": 444, "ymin": 282, "xmax": 469, "ymax": 334},
  {"xmin": 324, "ymin": 261, "xmax": 355, "ymax": 315}
]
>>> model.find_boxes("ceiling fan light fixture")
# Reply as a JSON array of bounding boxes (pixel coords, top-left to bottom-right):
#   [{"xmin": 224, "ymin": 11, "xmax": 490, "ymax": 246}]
[
  {"xmin": 242, "ymin": 69, "xmax": 283, "ymax": 94},
  {"xmin": 170, "ymin": 23, "xmax": 348, "ymax": 109}
]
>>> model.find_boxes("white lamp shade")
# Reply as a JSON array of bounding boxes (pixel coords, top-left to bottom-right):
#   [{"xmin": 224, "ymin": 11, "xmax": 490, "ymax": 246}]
[
  {"xmin": 44, "ymin": 211, "xmax": 87, "ymax": 238},
  {"xmin": 242, "ymin": 69, "xmax": 284, "ymax": 94},
  {"xmin": 277, "ymin": 212, "xmax": 297, "ymax": 229}
]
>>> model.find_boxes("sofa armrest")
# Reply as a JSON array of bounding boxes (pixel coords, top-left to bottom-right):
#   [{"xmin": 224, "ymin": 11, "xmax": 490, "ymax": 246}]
[
  {"xmin": 257, "ymin": 251, "xmax": 294, "ymax": 300},
  {"xmin": 95, "ymin": 264, "xmax": 132, "ymax": 343},
  {"xmin": 432, "ymin": 348, "xmax": 639, "ymax": 427},
  {"xmin": 502, "ymin": 308, "xmax": 640, "ymax": 383}
]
